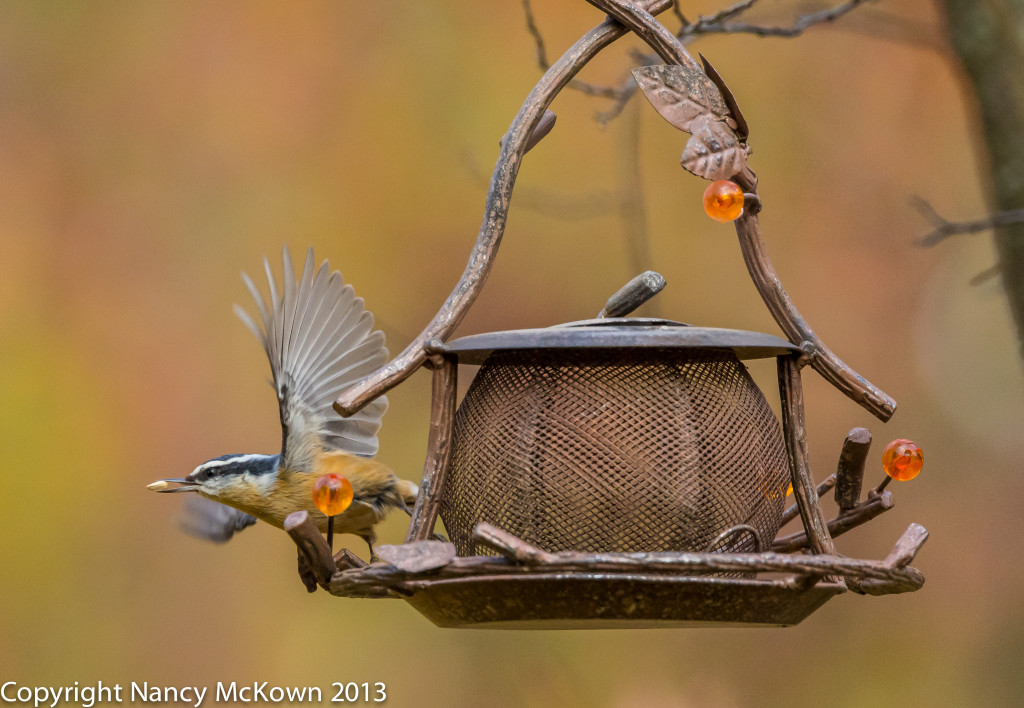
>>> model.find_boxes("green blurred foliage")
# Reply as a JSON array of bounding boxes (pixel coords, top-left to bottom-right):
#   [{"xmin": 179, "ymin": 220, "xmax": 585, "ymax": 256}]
[{"xmin": 0, "ymin": 1, "xmax": 1021, "ymax": 706}]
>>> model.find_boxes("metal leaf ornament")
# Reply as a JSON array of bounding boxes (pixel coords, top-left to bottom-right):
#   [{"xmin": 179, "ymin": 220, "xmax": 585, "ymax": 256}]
[{"xmin": 632, "ymin": 64, "xmax": 750, "ymax": 180}]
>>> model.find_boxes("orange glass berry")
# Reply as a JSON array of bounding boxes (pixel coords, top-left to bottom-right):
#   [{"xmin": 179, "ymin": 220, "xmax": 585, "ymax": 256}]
[
  {"xmin": 312, "ymin": 473, "xmax": 353, "ymax": 516},
  {"xmin": 703, "ymin": 180, "xmax": 744, "ymax": 222},
  {"xmin": 882, "ymin": 439, "xmax": 923, "ymax": 482},
  {"xmin": 786, "ymin": 482, "xmax": 793, "ymax": 497}
]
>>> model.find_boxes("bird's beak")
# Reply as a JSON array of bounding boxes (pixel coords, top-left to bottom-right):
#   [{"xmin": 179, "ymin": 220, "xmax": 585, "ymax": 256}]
[{"xmin": 147, "ymin": 478, "xmax": 198, "ymax": 493}]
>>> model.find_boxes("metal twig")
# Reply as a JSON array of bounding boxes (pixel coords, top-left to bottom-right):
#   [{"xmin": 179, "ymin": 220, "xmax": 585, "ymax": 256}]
[
  {"xmin": 329, "ymin": 522, "xmax": 927, "ymax": 598},
  {"xmin": 835, "ymin": 427, "xmax": 871, "ymax": 512},
  {"xmin": 404, "ymin": 355, "xmax": 457, "ymax": 543},
  {"xmin": 335, "ymin": 1, "xmax": 678, "ymax": 415},
  {"xmin": 780, "ymin": 473, "xmax": 837, "ymax": 526},
  {"xmin": 778, "ymin": 354, "xmax": 838, "ymax": 558},
  {"xmin": 736, "ymin": 210, "xmax": 897, "ymax": 421},
  {"xmin": 772, "ymin": 491, "xmax": 895, "ymax": 553},
  {"xmin": 285, "ymin": 511, "xmax": 337, "ymax": 592},
  {"xmin": 587, "ymin": 0, "xmax": 701, "ymax": 68}
]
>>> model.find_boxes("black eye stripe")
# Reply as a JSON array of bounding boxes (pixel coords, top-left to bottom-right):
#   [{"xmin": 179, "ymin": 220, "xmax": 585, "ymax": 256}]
[{"xmin": 193, "ymin": 454, "xmax": 277, "ymax": 481}]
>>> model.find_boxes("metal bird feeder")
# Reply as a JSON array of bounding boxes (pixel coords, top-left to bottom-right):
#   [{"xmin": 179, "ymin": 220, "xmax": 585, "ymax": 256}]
[
  {"xmin": 284, "ymin": 0, "xmax": 928, "ymax": 628},
  {"xmin": 438, "ymin": 321, "xmax": 794, "ymax": 559}
]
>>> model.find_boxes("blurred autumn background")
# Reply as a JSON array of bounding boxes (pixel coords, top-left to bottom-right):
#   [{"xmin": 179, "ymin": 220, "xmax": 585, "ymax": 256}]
[{"xmin": 1, "ymin": 1, "xmax": 1021, "ymax": 706}]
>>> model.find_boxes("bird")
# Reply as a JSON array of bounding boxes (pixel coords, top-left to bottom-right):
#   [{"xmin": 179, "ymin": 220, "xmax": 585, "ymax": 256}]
[{"xmin": 148, "ymin": 246, "xmax": 418, "ymax": 558}]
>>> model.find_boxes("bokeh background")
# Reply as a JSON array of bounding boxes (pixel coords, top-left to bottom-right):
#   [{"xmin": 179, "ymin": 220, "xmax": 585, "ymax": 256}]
[{"xmin": 1, "ymin": 1, "xmax": 1021, "ymax": 706}]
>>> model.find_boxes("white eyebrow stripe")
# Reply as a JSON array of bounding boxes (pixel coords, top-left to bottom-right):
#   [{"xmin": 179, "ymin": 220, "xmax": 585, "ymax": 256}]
[{"xmin": 192, "ymin": 454, "xmax": 269, "ymax": 475}]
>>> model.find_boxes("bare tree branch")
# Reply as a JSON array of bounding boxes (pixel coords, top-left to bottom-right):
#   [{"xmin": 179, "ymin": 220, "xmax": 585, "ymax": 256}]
[
  {"xmin": 522, "ymin": 0, "xmax": 624, "ymax": 100},
  {"xmin": 969, "ymin": 264, "xmax": 1001, "ymax": 286},
  {"xmin": 686, "ymin": 0, "xmax": 872, "ymax": 39},
  {"xmin": 671, "ymin": 0, "xmax": 688, "ymax": 26},
  {"xmin": 521, "ymin": 0, "xmax": 549, "ymax": 69},
  {"xmin": 595, "ymin": 81, "xmax": 639, "ymax": 124},
  {"xmin": 913, "ymin": 196, "xmax": 1024, "ymax": 247},
  {"xmin": 685, "ymin": 0, "xmax": 761, "ymax": 34},
  {"xmin": 829, "ymin": 7, "xmax": 945, "ymax": 53},
  {"xmin": 521, "ymin": 0, "xmax": 881, "ymax": 129}
]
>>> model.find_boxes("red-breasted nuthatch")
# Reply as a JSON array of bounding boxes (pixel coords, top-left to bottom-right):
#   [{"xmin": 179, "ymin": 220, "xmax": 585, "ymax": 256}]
[{"xmin": 148, "ymin": 247, "xmax": 418, "ymax": 556}]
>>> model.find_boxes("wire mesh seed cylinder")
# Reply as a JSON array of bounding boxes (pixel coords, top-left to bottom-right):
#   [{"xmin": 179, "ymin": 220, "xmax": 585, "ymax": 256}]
[{"xmin": 439, "ymin": 347, "xmax": 790, "ymax": 556}]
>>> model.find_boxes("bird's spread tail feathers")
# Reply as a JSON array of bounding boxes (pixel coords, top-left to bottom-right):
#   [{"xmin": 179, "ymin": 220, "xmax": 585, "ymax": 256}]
[{"xmin": 398, "ymin": 479, "xmax": 419, "ymax": 506}]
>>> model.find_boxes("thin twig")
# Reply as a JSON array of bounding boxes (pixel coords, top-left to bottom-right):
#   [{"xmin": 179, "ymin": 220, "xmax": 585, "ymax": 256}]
[
  {"xmin": 556, "ymin": 0, "xmax": 874, "ymax": 126},
  {"xmin": 522, "ymin": 0, "xmax": 630, "ymax": 100},
  {"xmin": 688, "ymin": 0, "xmax": 873, "ymax": 38},
  {"xmin": 684, "ymin": 0, "xmax": 761, "ymax": 34},
  {"xmin": 671, "ymin": 0, "xmax": 688, "ymax": 26},
  {"xmin": 772, "ymin": 491, "xmax": 895, "ymax": 553},
  {"xmin": 969, "ymin": 264, "xmax": 1001, "ymax": 286},
  {"xmin": 521, "ymin": 0, "xmax": 549, "ymax": 69},
  {"xmin": 913, "ymin": 196, "xmax": 1024, "ymax": 247},
  {"xmin": 596, "ymin": 80, "xmax": 639, "ymax": 124},
  {"xmin": 780, "ymin": 474, "xmax": 836, "ymax": 526}
]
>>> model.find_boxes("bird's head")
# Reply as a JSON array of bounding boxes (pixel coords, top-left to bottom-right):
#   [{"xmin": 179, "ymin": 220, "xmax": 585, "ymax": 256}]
[{"xmin": 147, "ymin": 454, "xmax": 277, "ymax": 501}]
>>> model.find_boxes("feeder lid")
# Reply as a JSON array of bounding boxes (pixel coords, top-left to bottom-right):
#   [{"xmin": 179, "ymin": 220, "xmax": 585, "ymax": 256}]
[{"xmin": 434, "ymin": 318, "xmax": 799, "ymax": 365}]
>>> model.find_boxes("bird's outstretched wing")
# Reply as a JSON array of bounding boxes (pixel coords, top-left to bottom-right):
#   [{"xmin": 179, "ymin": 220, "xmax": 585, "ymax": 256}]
[
  {"xmin": 234, "ymin": 247, "xmax": 388, "ymax": 473},
  {"xmin": 179, "ymin": 496, "xmax": 257, "ymax": 543}
]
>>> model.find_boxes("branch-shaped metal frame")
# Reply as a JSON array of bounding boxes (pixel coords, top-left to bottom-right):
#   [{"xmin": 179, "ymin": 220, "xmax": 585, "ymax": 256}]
[
  {"xmin": 404, "ymin": 353, "xmax": 457, "ymax": 543},
  {"xmin": 296, "ymin": 1, "xmax": 927, "ymax": 623},
  {"xmin": 334, "ymin": 0, "xmax": 679, "ymax": 416},
  {"xmin": 335, "ymin": 0, "xmax": 895, "ymax": 425},
  {"xmin": 320, "ymin": 522, "xmax": 927, "ymax": 599}
]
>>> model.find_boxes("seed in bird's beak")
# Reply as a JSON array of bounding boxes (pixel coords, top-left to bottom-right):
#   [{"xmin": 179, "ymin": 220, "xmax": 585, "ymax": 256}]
[{"xmin": 147, "ymin": 478, "xmax": 196, "ymax": 493}]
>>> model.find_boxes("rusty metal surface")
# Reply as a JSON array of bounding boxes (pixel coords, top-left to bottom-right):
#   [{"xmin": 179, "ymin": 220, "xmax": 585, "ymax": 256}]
[
  {"xmin": 435, "ymin": 320, "xmax": 798, "ymax": 365},
  {"xmin": 404, "ymin": 357, "xmax": 457, "ymax": 542},
  {"xmin": 439, "ymin": 347, "xmax": 790, "ymax": 557},
  {"xmin": 631, "ymin": 64, "xmax": 750, "ymax": 180},
  {"xmin": 376, "ymin": 541, "xmax": 456, "ymax": 573},
  {"xmin": 597, "ymin": 272, "xmax": 666, "ymax": 318},
  {"xmin": 835, "ymin": 427, "xmax": 871, "ymax": 511},
  {"xmin": 772, "ymin": 491, "xmax": 894, "ymax": 553},
  {"xmin": 402, "ymin": 574, "xmax": 845, "ymax": 629},
  {"xmin": 631, "ymin": 64, "xmax": 734, "ymax": 134},
  {"xmin": 328, "ymin": 528, "xmax": 926, "ymax": 600},
  {"xmin": 265, "ymin": 0, "xmax": 932, "ymax": 630},
  {"xmin": 778, "ymin": 355, "xmax": 836, "ymax": 562},
  {"xmin": 587, "ymin": 0, "xmax": 702, "ymax": 71},
  {"xmin": 699, "ymin": 53, "xmax": 748, "ymax": 141}
]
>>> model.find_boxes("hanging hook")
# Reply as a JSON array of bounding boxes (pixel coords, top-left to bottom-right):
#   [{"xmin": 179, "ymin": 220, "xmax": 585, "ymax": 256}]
[{"xmin": 705, "ymin": 524, "xmax": 764, "ymax": 553}]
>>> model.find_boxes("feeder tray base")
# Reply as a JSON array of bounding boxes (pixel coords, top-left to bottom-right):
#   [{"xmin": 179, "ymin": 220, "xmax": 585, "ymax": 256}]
[{"xmin": 402, "ymin": 573, "xmax": 846, "ymax": 629}]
